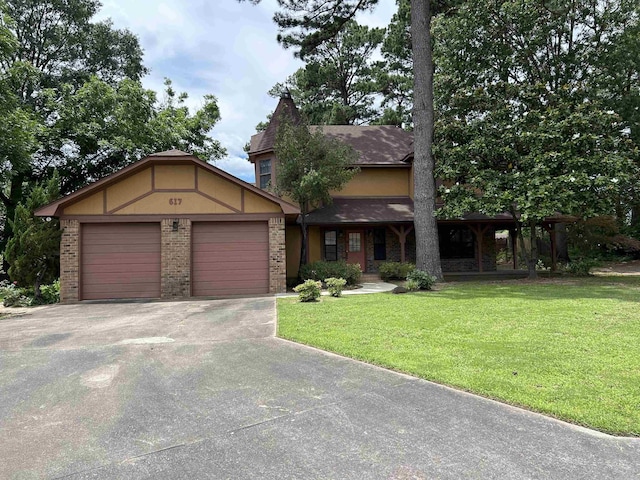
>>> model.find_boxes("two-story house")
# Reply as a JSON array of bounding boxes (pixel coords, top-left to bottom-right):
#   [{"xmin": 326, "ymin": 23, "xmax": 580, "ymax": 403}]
[{"xmin": 248, "ymin": 94, "xmax": 522, "ymax": 284}]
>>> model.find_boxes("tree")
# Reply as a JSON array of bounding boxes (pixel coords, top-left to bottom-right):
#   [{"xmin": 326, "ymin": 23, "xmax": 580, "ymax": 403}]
[
  {"xmin": 4, "ymin": 172, "xmax": 62, "ymax": 300},
  {"xmin": 375, "ymin": 0, "xmax": 413, "ymax": 128},
  {"xmin": 241, "ymin": 0, "xmax": 444, "ymax": 279},
  {"xmin": 37, "ymin": 77, "xmax": 225, "ymax": 193},
  {"xmin": 433, "ymin": 0, "xmax": 640, "ymax": 278},
  {"xmin": 271, "ymin": 21, "xmax": 384, "ymax": 125},
  {"xmin": 2, "ymin": 0, "xmax": 146, "ymax": 99},
  {"xmin": 274, "ymin": 117, "xmax": 358, "ymax": 271},
  {"xmin": 0, "ymin": 0, "xmax": 226, "ymax": 271}
]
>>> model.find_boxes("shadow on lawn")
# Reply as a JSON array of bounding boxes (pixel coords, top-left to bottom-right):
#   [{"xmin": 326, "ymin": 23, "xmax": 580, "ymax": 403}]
[{"xmin": 435, "ymin": 276, "xmax": 640, "ymax": 303}]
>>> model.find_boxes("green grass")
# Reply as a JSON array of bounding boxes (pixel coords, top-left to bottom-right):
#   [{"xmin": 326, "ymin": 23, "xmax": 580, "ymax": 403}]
[{"xmin": 278, "ymin": 277, "xmax": 640, "ymax": 436}]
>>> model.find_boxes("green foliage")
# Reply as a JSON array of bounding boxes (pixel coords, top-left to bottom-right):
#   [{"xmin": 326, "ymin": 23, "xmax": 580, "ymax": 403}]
[
  {"xmin": 293, "ymin": 279, "xmax": 322, "ymax": 302},
  {"xmin": 404, "ymin": 278, "xmax": 420, "ymax": 292},
  {"xmin": 567, "ymin": 216, "xmax": 640, "ymax": 260},
  {"xmin": 1, "ymin": 278, "xmax": 59, "ymax": 306},
  {"xmin": 299, "ymin": 260, "xmax": 361, "ymax": 286},
  {"xmin": 566, "ymin": 259, "xmax": 599, "ymax": 277},
  {"xmin": 325, "ymin": 277, "xmax": 347, "ymax": 297},
  {"xmin": 269, "ymin": 21, "xmax": 384, "ymax": 125},
  {"xmin": 4, "ymin": 173, "xmax": 62, "ymax": 297},
  {"xmin": 378, "ymin": 261, "xmax": 415, "ymax": 281},
  {"xmin": 433, "ymin": 0, "xmax": 640, "ymax": 275},
  {"xmin": 275, "ymin": 119, "xmax": 358, "ymax": 209},
  {"xmin": 1, "ymin": 283, "xmax": 31, "ymax": 307},
  {"xmin": 40, "ymin": 77, "xmax": 226, "ymax": 193},
  {"xmin": 39, "ymin": 279, "xmax": 60, "ymax": 304},
  {"xmin": 406, "ymin": 269, "xmax": 436, "ymax": 290}
]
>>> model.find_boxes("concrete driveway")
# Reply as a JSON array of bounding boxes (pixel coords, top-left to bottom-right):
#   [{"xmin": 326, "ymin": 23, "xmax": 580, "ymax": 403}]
[{"xmin": 0, "ymin": 299, "xmax": 638, "ymax": 479}]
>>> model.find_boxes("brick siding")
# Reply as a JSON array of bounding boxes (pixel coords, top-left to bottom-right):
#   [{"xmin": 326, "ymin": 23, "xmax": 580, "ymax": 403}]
[
  {"xmin": 269, "ymin": 217, "xmax": 286, "ymax": 293},
  {"xmin": 161, "ymin": 218, "xmax": 191, "ymax": 298},
  {"xmin": 59, "ymin": 219, "xmax": 80, "ymax": 302}
]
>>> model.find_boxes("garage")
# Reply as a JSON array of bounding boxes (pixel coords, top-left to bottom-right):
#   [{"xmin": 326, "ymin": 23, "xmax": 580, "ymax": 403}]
[
  {"xmin": 81, "ymin": 223, "xmax": 161, "ymax": 300},
  {"xmin": 35, "ymin": 150, "xmax": 297, "ymax": 302},
  {"xmin": 192, "ymin": 222, "xmax": 269, "ymax": 296}
]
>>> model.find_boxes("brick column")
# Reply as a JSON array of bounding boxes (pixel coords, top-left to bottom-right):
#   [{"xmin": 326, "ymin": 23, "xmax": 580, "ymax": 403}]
[
  {"xmin": 60, "ymin": 219, "xmax": 80, "ymax": 302},
  {"xmin": 161, "ymin": 218, "xmax": 191, "ymax": 299},
  {"xmin": 268, "ymin": 217, "xmax": 286, "ymax": 293}
]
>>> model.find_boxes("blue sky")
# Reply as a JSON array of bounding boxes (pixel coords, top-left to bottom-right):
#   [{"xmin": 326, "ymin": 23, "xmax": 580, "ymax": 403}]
[{"xmin": 97, "ymin": 0, "xmax": 396, "ymax": 183}]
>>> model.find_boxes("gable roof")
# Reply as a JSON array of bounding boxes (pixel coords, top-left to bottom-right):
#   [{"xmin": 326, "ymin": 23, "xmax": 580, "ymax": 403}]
[
  {"xmin": 247, "ymin": 98, "xmax": 413, "ymax": 166},
  {"xmin": 35, "ymin": 149, "xmax": 300, "ymax": 217}
]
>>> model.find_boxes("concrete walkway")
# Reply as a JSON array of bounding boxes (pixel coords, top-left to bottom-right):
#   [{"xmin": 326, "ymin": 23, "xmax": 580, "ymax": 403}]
[
  {"xmin": 1, "ymin": 299, "xmax": 638, "ymax": 479},
  {"xmin": 278, "ymin": 280, "xmax": 396, "ymax": 298}
]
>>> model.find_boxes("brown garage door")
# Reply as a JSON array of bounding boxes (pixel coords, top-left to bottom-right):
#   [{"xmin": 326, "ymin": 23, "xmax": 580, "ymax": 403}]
[
  {"xmin": 81, "ymin": 223, "xmax": 161, "ymax": 300},
  {"xmin": 192, "ymin": 222, "xmax": 269, "ymax": 296}
]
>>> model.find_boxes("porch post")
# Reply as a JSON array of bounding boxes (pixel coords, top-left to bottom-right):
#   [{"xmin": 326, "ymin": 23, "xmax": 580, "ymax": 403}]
[
  {"xmin": 509, "ymin": 229, "xmax": 517, "ymax": 270},
  {"xmin": 469, "ymin": 224, "xmax": 489, "ymax": 273},
  {"xmin": 389, "ymin": 225, "xmax": 414, "ymax": 263},
  {"xmin": 543, "ymin": 223, "xmax": 558, "ymax": 272}
]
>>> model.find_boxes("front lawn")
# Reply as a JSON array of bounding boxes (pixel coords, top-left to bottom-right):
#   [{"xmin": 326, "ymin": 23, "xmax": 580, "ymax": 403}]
[{"xmin": 277, "ymin": 277, "xmax": 640, "ymax": 436}]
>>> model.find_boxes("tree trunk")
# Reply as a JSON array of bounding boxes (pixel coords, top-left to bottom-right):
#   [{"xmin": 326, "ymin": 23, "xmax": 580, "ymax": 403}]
[
  {"xmin": 411, "ymin": 0, "xmax": 443, "ymax": 280},
  {"xmin": 528, "ymin": 221, "xmax": 538, "ymax": 279}
]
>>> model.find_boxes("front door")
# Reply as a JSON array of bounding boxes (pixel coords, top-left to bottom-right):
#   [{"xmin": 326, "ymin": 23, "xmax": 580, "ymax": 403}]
[{"xmin": 346, "ymin": 230, "xmax": 365, "ymax": 270}]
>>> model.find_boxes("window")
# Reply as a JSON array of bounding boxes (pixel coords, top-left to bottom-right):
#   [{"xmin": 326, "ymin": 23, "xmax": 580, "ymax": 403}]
[
  {"xmin": 439, "ymin": 226, "xmax": 475, "ymax": 259},
  {"xmin": 259, "ymin": 159, "xmax": 271, "ymax": 189},
  {"xmin": 348, "ymin": 232, "xmax": 361, "ymax": 252},
  {"xmin": 373, "ymin": 228, "xmax": 386, "ymax": 260},
  {"xmin": 324, "ymin": 230, "xmax": 338, "ymax": 261}
]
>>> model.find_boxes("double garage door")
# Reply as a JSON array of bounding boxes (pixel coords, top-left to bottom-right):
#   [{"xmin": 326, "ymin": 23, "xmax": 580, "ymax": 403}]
[{"xmin": 81, "ymin": 222, "xmax": 268, "ymax": 300}]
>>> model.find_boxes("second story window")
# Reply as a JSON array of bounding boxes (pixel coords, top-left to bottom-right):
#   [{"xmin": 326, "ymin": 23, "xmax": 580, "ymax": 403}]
[{"xmin": 259, "ymin": 159, "xmax": 272, "ymax": 189}]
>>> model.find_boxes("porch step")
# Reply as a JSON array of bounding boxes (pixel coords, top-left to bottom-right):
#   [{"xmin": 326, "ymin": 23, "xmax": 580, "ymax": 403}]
[{"xmin": 360, "ymin": 273, "xmax": 382, "ymax": 282}]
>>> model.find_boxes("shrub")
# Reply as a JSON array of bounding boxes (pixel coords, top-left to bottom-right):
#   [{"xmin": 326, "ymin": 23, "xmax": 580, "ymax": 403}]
[
  {"xmin": 325, "ymin": 277, "xmax": 347, "ymax": 297},
  {"xmin": 379, "ymin": 262, "xmax": 415, "ymax": 281},
  {"xmin": 405, "ymin": 279, "xmax": 420, "ymax": 291},
  {"xmin": 299, "ymin": 260, "xmax": 361, "ymax": 286},
  {"xmin": 1, "ymin": 279, "xmax": 60, "ymax": 307},
  {"xmin": 293, "ymin": 280, "xmax": 322, "ymax": 302},
  {"xmin": 406, "ymin": 269, "xmax": 436, "ymax": 290},
  {"xmin": 567, "ymin": 258, "xmax": 599, "ymax": 276},
  {"xmin": 38, "ymin": 280, "xmax": 60, "ymax": 304},
  {"xmin": 2, "ymin": 284, "xmax": 32, "ymax": 307}
]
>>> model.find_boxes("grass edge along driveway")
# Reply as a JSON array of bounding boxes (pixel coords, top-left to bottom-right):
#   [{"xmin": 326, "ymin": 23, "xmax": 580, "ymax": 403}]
[{"xmin": 277, "ymin": 278, "xmax": 640, "ymax": 437}]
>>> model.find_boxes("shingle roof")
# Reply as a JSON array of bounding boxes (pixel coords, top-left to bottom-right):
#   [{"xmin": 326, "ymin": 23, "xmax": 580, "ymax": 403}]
[
  {"xmin": 248, "ymin": 98, "xmax": 414, "ymax": 165},
  {"xmin": 305, "ymin": 197, "xmax": 415, "ymax": 225},
  {"xmin": 253, "ymin": 95, "xmax": 301, "ymax": 155},
  {"xmin": 317, "ymin": 125, "xmax": 413, "ymax": 165}
]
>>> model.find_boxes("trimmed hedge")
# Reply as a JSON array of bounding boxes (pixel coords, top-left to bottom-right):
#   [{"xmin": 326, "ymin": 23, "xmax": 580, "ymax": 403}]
[
  {"xmin": 378, "ymin": 262, "xmax": 415, "ymax": 281},
  {"xmin": 299, "ymin": 260, "xmax": 362, "ymax": 286}
]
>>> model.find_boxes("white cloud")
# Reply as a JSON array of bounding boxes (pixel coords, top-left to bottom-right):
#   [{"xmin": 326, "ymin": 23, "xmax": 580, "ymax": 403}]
[{"xmin": 97, "ymin": 0, "xmax": 396, "ymax": 182}]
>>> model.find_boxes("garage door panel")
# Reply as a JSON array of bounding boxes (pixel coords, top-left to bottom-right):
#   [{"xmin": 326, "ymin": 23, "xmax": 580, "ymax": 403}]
[
  {"xmin": 82, "ymin": 252, "xmax": 161, "ymax": 266},
  {"xmin": 82, "ymin": 272, "xmax": 160, "ymax": 285},
  {"xmin": 192, "ymin": 243, "xmax": 268, "ymax": 254},
  {"xmin": 82, "ymin": 284, "xmax": 160, "ymax": 299},
  {"xmin": 82, "ymin": 244, "xmax": 161, "ymax": 255},
  {"xmin": 194, "ymin": 261, "xmax": 268, "ymax": 273},
  {"xmin": 81, "ymin": 223, "xmax": 160, "ymax": 300},
  {"xmin": 192, "ymin": 222, "xmax": 268, "ymax": 297},
  {"xmin": 82, "ymin": 262, "xmax": 160, "ymax": 274}
]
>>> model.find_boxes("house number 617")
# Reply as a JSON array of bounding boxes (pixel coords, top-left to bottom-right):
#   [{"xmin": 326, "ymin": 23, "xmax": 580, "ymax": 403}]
[{"xmin": 169, "ymin": 198, "xmax": 182, "ymax": 205}]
